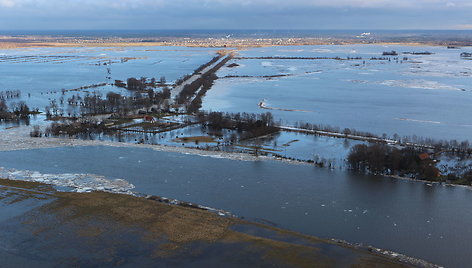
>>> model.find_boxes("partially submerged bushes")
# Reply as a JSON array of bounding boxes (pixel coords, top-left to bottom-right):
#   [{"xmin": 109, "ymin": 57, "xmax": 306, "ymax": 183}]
[
  {"xmin": 295, "ymin": 121, "xmax": 472, "ymax": 154},
  {"xmin": 0, "ymin": 100, "xmax": 37, "ymax": 120},
  {"xmin": 29, "ymin": 125, "xmax": 42, "ymax": 137},
  {"xmin": 44, "ymin": 120, "xmax": 109, "ymax": 137},
  {"xmin": 196, "ymin": 111, "xmax": 278, "ymax": 140},
  {"xmin": 347, "ymin": 143, "xmax": 440, "ymax": 180},
  {"xmin": 347, "ymin": 143, "xmax": 472, "ymax": 184},
  {"xmin": 60, "ymin": 88, "xmax": 171, "ymax": 117},
  {"xmin": 40, "ymin": 110, "xmax": 279, "ymax": 146}
]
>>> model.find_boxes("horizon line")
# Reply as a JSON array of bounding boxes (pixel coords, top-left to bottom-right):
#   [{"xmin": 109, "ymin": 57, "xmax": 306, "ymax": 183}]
[{"xmin": 1, "ymin": 28, "xmax": 472, "ymax": 32}]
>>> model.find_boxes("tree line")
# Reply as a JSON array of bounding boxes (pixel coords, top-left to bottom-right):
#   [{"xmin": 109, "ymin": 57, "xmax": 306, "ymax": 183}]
[
  {"xmin": 293, "ymin": 121, "xmax": 472, "ymax": 155},
  {"xmin": 347, "ymin": 143, "xmax": 472, "ymax": 184},
  {"xmin": 124, "ymin": 76, "xmax": 168, "ymax": 91},
  {"xmin": 43, "ymin": 119, "xmax": 109, "ymax": 137},
  {"xmin": 193, "ymin": 56, "xmax": 221, "ymax": 74},
  {"xmin": 195, "ymin": 111, "xmax": 278, "ymax": 141},
  {"xmin": 347, "ymin": 144, "xmax": 439, "ymax": 178},
  {"xmin": 177, "ymin": 56, "xmax": 232, "ymax": 112},
  {"xmin": 45, "ymin": 86, "xmax": 171, "ymax": 118},
  {"xmin": 0, "ymin": 100, "xmax": 35, "ymax": 120},
  {"xmin": 0, "ymin": 90, "xmax": 21, "ymax": 100}
]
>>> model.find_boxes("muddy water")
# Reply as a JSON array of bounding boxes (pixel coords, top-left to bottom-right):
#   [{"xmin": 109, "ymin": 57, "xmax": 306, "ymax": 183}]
[{"xmin": 0, "ymin": 146, "xmax": 471, "ymax": 267}]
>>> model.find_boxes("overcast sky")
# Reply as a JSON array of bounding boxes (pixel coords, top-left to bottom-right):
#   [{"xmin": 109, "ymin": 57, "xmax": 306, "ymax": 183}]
[{"xmin": 0, "ymin": 0, "xmax": 471, "ymax": 30}]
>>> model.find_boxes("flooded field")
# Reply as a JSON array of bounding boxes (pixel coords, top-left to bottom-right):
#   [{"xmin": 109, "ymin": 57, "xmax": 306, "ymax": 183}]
[
  {"xmin": 2, "ymin": 44, "xmax": 471, "ymax": 158},
  {"xmin": 0, "ymin": 145, "xmax": 471, "ymax": 267},
  {"xmin": 0, "ymin": 46, "xmax": 220, "ymax": 115},
  {"xmin": 67, "ymin": 121, "xmax": 361, "ymax": 165},
  {"xmin": 1, "ymin": 43, "xmax": 472, "ymax": 267},
  {"xmin": 204, "ymin": 45, "xmax": 472, "ymax": 141},
  {"xmin": 238, "ymin": 131, "xmax": 365, "ymax": 167}
]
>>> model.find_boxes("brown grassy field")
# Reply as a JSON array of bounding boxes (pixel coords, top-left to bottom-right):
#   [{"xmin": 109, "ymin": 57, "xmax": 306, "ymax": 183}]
[{"xmin": 0, "ymin": 178, "xmax": 418, "ymax": 267}]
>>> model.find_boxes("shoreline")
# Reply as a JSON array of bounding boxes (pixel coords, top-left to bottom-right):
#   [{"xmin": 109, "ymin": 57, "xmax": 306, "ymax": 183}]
[
  {"xmin": 385, "ymin": 174, "xmax": 472, "ymax": 191},
  {"xmin": 0, "ymin": 127, "xmax": 455, "ymax": 267},
  {"xmin": 0, "ymin": 126, "xmax": 286, "ymax": 162},
  {"xmin": 1, "ymin": 126, "xmax": 471, "ymax": 191},
  {"xmin": 0, "ymin": 176, "xmax": 443, "ymax": 268}
]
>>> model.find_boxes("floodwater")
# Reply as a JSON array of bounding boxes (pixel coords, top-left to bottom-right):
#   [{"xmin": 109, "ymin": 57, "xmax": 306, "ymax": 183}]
[
  {"xmin": 2, "ymin": 44, "xmax": 472, "ymax": 142},
  {"xmin": 238, "ymin": 131, "xmax": 365, "ymax": 167},
  {"xmin": 0, "ymin": 179, "xmax": 406, "ymax": 268},
  {"xmin": 1, "ymin": 43, "xmax": 472, "ymax": 267},
  {"xmin": 71, "ymin": 121, "xmax": 361, "ymax": 165},
  {"xmin": 0, "ymin": 145, "xmax": 471, "ymax": 267},
  {"xmin": 0, "ymin": 46, "xmax": 219, "ymax": 111},
  {"xmin": 203, "ymin": 45, "xmax": 472, "ymax": 141}
]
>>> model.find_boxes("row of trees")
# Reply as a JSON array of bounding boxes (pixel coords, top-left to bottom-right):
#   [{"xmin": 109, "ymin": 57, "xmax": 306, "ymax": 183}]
[
  {"xmin": 370, "ymin": 57, "xmax": 408, "ymax": 61},
  {"xmin": 235, "ymin": 56, "xmax": 362, "ymax": 60},
  {"xmin": 76, "ymin": 91, "xmax": 160, "ymax": 115},
  {"xmin": 175, "ymin": 72, "xmax": 215, "ymax": 107},
  {"xmin": 44, "ymin": 120, "xmax": 109, "ymax": 137},
  {"xmin": 294, "ymin": 121, "xmax": 378, "ymax": 138},
  {"xmin": 294, "ymin": 121, "xmax": 472, "ymax": 156},
  {"xmin": 46, "ymin": 86, "xmax": 172, "ymax": 118},
  {"xmin": 176, "ymin": 56, "xmax": 232, "ymax": 112},
  {"xmin": 125, "ymin": 76, "xmax": 167, "ymax": 91},
  {"xmin": 193, "ymin": 56, "xmax": 221, "ymax": 74},
  {"xmin": 0, "ymin": 100, "xmax": 34, "ymax": 120},
  {"xmin": 185, "ymin": 73, "xmax": 217, "ymax": 113},
  {"xmin": 175, "ymin": 74, "xmax": 192, "ymax": 86},
  {"xmin": 0, "ymin": 90, "xmax": 21, "ymax": 100}
]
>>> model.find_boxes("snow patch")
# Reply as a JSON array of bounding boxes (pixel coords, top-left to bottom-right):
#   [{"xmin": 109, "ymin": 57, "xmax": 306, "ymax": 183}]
[
  {"xmin": 0, "ymin": 167, "xmax": 135, "ymax": 194},
  {"xmin": 380, "ymin": 79, "xmax": 464, "ymax": 91}
]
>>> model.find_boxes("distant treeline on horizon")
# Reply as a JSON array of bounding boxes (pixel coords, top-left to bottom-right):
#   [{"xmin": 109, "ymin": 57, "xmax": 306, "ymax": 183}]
[{"xmin": 1, "ymin": 29, "xmax": 472, "ymax": 39}]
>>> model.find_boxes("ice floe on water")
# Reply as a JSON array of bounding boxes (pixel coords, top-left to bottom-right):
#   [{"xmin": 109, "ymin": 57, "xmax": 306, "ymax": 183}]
[
  {"xmin": 278, "ymin": 49, "xmax": 305, "ymax": 53},
  {"xmin": 379, "ymin": 79, "xmax": 464, "ymax": 91},
  {"xmin": 349, "ymin": 79, "xmax": 465, "ymax": 91},
  {"xmin": 310, "ymin": 48, "xmax": 332, "ymax": 53},
  {"xmin": 395, "ymin": 118, "xmax": 441, "ymax": 124},
  {"xmin": 0, "ymin": 167, "xmax": 135, "ymax": 194}
]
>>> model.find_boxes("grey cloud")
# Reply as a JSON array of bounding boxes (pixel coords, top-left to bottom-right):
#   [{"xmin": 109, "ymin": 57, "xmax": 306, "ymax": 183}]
[{"xmin": 0, "ymin": 0, "xmax": 470, "ymax": 30}]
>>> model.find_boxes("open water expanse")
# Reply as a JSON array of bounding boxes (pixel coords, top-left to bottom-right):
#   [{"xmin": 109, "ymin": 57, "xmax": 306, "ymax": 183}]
[
  {"xmin": 1, "ymin": 43, "xmax": 472, "ymax": 267},
  {"xmin": 0, "ymin": 46, "xmax": 218, "ymax": 111},
  {"xmin": 204, "ymin": 45, "xmax": 472, "ymax": 141},
  {"xmin": 0, "ymin": 146, "xmax": 471, "ymax": 267},
  {"xmin": 2, "ymin": 44, "xmax": 472, "ymax": 142}
]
